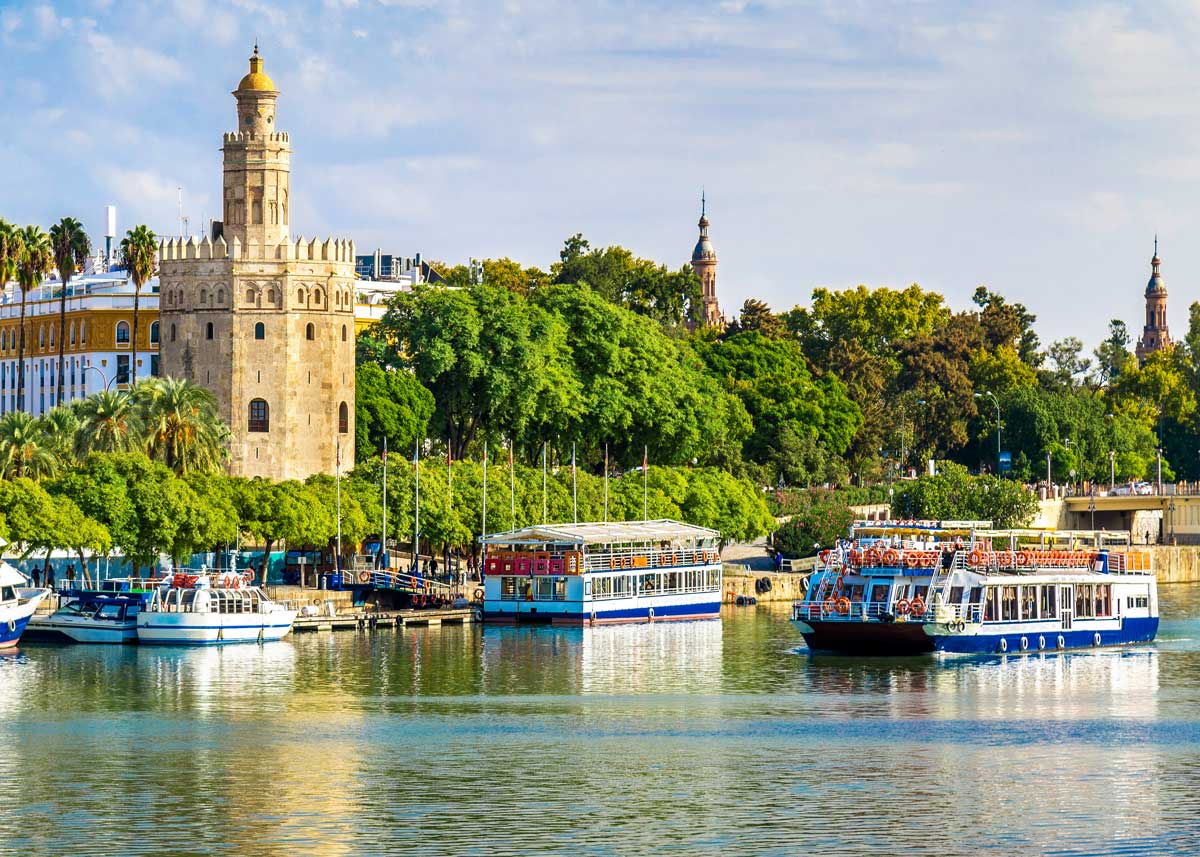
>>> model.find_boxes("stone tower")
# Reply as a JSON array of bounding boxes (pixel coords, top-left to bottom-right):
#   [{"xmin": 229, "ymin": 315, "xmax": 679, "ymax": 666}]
[
  {"xmin": 1136, "ymin": 237, "xmax": 1171, "ymax": 363},
  {"xmin": 158, "ymin": 47, "xmax": 356, "ymax": 480},
  {"xmin": 690, "ymin": 192, "xmax": 722, "ymax": 328}
]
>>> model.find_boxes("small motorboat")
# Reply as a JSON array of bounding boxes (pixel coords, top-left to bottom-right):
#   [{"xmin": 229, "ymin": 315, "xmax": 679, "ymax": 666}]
[
  {"xmin": 137, "ymin": 570, "xmax": 297, "ymax": 645},
  {"xmin": 23, "ymin": 595, "xmax": 142, "ymax": 644},
  {"xmin": 0, "ymin": 548, "xmax": 51, "ymax": 648}
]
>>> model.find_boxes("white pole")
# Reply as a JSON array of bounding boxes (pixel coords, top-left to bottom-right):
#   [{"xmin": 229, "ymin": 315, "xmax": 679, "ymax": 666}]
[
  {"xmin": 414, "ymin": 440, "xmax": 420, "ymax": 573},
  {"xmin": 572, "ymin": 442, "xmax": 578, "ymax": 525},
  {"xmin": 542, "ymin": 442, "xmax": 547, "ymax": 524},
  {"xmin": 482, "ymin": 441, "xmax": 489, "ymax": 537},
  {"xmin": 335, "ymin": 437, "xmax": 342, "ymax": 583},
  {"xmin": 382, "ymin": 437, "xmax": 388, "ymax": 570},
  {"xmin": 643, "ymin": 445, "xmax": 648, "ymax": 521},
  {"xmin": 604, "ymin": 443, "xmax": 609, "ymax": 523},
  {"xmin": 509, "ymin": 441, "xmax": 515, "ymax": 528}
]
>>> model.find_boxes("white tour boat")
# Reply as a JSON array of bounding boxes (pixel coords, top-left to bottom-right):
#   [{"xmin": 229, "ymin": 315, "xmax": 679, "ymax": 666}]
[
  {"xmin": 0, "ymin": 551, "xmax": 50, "ymax": 648},
  {"xmin": 480, "ymin": 520, "xmax": 723, "ymax": 625},
  {"xmin": 137, "ymin": 570, "xmax": 298, "ymax": 645}
]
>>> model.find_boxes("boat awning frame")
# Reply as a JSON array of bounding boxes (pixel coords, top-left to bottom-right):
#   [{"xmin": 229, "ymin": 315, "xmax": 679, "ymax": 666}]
[{"xmin": 480, "ymin": 519, "xmax": 720, "ymax": 547}]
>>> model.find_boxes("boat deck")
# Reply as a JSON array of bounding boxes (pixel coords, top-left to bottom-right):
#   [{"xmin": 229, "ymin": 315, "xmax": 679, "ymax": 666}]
[{"xmin": 292, "ymin": 607, "xmax": 476, "ymax": 633}]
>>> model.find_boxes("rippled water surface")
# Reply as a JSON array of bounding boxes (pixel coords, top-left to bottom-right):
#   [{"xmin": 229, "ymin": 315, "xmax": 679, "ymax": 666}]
[{"xmin": 5, "ymin": 588, "xmax": 1200, "ymax": 856}]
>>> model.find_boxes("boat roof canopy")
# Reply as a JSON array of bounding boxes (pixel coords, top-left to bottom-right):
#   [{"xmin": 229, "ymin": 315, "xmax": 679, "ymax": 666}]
[
  {"xmin": 852, "ymin": 519, "xmax": 992, "ymax": 535},
  {"xmin": 481, "ymin": 519, "xmax": 719, "ymax": 547},
  {"xmin": 0, "ymin": 561, "xmax": 27, "ymax": 588}
]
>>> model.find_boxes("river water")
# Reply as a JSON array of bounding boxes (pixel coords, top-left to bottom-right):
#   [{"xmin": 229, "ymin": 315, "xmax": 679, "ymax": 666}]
[{"xmin": 3, "ymin": 588, "xmax": 1200, "ymax": 856}]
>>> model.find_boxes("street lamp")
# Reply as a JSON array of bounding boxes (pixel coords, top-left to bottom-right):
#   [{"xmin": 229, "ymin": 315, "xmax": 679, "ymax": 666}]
[
  {"xmin": 974, "ymin": 391, "xmax": 1001, "ymax": 475},
  {"xmin": 1046, "ymin": 450, "xmax": 1053, "ymax": 488},
  {"xmin": 1109, "ymin": 449, "xmax": 1115, "ymax": 492},
  {"xmin": 1157, "ymin": 448, "xmax": 1163, "ymax": 496},
  {"xmin": 82, "ymin": 365, "xmax": 114, "ymax": 394}
]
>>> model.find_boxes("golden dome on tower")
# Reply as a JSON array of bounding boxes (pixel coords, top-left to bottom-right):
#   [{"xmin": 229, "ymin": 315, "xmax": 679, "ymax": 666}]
[{"xmin": 236, "ymin": 44, "xmax": 276, "ymax": 92}]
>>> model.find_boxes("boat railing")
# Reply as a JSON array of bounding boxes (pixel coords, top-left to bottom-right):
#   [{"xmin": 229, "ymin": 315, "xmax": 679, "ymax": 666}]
[
  {"xmin": 347, "ymin": 568, "xmax": 455, "ymax": 595},
  {"xmin": 791, "ymin": 599, "xmax": 986, "ymax": 624},
  {"xmin": 584, "ymin": 547, "xmax": 721, "ymax": 572}
]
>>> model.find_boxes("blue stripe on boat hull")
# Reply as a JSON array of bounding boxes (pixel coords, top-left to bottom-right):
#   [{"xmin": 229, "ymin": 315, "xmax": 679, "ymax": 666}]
[
  {"xmin": 0, "ymin": 614, "xmax": 31, "ymax": 648},
  {"xmin": 485, "ymin": 600, "xmax": 721, "ymax": 624},
  {"xmin": 931, "ymin": 617, "xmax": 1159, "ymax": 654}
]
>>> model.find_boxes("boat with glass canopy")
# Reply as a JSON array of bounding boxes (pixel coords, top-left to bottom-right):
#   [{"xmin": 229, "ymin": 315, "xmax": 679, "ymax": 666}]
[
  {"xmin": 480, "ymin": 520, "xmax": 723, "ymax": 625},
  {"xmin": 791, "ymin": 520, "xmax": 1158, "ymax": 655}
]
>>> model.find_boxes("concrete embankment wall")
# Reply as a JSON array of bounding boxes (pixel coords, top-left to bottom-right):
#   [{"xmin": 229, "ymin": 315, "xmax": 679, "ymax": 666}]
[
  {"xmin": 722, "ymin": 567, "xmax": 808, "ymax": 602},
  {"xmin": 1143, "ymin": 547, "xmax": 1200, "ymax": 584}
]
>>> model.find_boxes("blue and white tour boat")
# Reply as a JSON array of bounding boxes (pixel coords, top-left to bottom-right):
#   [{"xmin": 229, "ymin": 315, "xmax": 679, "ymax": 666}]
[
  {"xmin": 0, "ymin": 549, "xmax": 50, "ymax": 648},
  {"xmin": 137, "ymin": 570, "xmax": 298, "ymax": 645},
  {"xmin": 480, "ymin": 520, "xmax": 723, "ymax": 625},
  {"xmin": 791, "ymin": 520, "xmax": 1158, "ymax": 655}
]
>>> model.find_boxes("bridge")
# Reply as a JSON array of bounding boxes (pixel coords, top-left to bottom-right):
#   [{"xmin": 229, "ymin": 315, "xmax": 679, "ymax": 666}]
[{"xmin": 1061, "ymin": 489, "xmax": 1200, "ymax": 544}]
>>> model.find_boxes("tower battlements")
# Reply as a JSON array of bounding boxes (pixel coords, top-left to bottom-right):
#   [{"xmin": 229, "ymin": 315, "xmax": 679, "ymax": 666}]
[
  {"xmin": 159, "ymin": 235, "xmax": 356, "ymax": 264},
  {"xmin": 222, "ymin": 130, "xmax": 290, "ymax": 145}
]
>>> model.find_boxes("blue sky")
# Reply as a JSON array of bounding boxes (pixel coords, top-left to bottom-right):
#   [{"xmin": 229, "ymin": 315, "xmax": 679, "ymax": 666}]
[{"xmin": 1, "ymin": 0, "xmax": 1196, "ymax": 348}]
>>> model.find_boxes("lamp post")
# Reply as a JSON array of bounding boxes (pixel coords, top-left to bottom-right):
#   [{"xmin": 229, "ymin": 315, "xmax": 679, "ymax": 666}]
[
  {"xmin": 974, "ymin": 391, "xmax": 1001, "ymax": 475},
  {"xmin": 1046, "ymin": 450, "xmax": 1053, "ymax": 489},
  {"xmin": 1157, "ymin": 448, "xmax": 1163, "ymax": 496},
  {"xmin": 1109, "ymin": 449, "xmax": 1115, "ymax": 491},
  {"xmin": 82, "ymin": 365, "xmax": 114, "ymax": 394}
]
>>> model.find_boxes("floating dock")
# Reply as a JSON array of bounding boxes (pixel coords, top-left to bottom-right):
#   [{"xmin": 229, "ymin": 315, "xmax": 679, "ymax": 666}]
[{"xmin": 292, "ymin": 607, "xmax": 476, "ymax": 633}]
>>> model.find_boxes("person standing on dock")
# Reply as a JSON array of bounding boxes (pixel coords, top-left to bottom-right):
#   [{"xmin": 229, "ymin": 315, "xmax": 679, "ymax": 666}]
[
  {"xmin": 32, "ymin": 566, "xmax": 41, "ymax": 587},
  {"xmin": 45, "ymin": 563, "xmax": 56, "ymax": 591}
]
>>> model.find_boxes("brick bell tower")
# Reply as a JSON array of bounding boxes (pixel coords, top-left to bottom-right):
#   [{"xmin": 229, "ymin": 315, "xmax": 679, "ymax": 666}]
[
  {"xmin": 690, "ymin": 191, "xmax": 723, "ymax": 328},
  {"xmin": 1136, "ymin": 236, "xmax": 1171, "ymax": 363},
  {"xmin": 158, "ymin": 46, "xmax": 356, "ymax": 480}
]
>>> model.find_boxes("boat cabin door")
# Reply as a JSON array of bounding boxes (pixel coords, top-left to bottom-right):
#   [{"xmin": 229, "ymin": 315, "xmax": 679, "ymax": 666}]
[{"xmin": 1058, "ymin": 585, "xmax": 1073, "ymax": 630}]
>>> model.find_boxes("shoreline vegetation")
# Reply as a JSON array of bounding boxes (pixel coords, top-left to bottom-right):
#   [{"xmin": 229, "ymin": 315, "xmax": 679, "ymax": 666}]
[{"xmin": 1, "ymin": 226, "xmax": 1192, "ymax": 565}]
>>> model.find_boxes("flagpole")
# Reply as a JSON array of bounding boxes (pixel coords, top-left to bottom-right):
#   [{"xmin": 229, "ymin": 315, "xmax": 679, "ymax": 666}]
[
  {"xmin": 413, "ymin": 440, "xmax": 420, "ymax": 574},
  {"xmin": 604, "ymin": 443, "xmax": 609, "ymax": 523},
  {"xmin": 572, "ymin": 442, "xmax": 578, "ymax": 525},
  {"xmin": 643, "ymin": 444, "xmax": 648, "ymax": 522},
  {"xmin": 509, "ymin": 441, "xmax": 515, "ymax": 528},
  {"xmin": 482, "ymin": 441, "xmax": 489, "ymax": 537},
  {"xmin": 382, "ymin": 437, "xmax": 388, "ymax": 570},
  {"xmin": 336, "ymin": 437, "xmax": 342, "ymax": 581},
  {"xmin": 542, "ymin": 441, "xmax": 547, "ymax": 525}
]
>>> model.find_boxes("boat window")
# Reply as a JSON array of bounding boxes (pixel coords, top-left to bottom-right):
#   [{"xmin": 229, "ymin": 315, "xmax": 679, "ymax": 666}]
[
  {"xmin": 870, "ymin": 583, "xmax": 890, "ymax": 604},
  {"xmin": 1, "ymin": 586, "xmax": 15, "ymax": 602},
  {"xmin": 95, "ymin": 603, "xmax": 123, "ymax": 621},
  {"xmin": 1001, "ymin": 586, "xmax": 1019, "ymax": 621},
  {"xmin": 984, "ymin": 588, "xmax": 998, "ymax": 622},
  {"xmin": 968, "ymin": 586, "xmax": 983, "ymax": 605},
  {"xmin": 949, "ymin": 586, "xmax": 964, "ymax": 604},
  {"xmin": 849, "ymin": 584, "xmax": 865, "ymax": 602},
  {"xmin": 1075, "ymin": 585, "xmax": 1095, "ymax": 618},
  {"xmin": 1040, "ymin": 585, "xmax": 1057, "ymax": 617},
  {"xmin": 500, "ymin": 577, "xmax": 519, "ymax": 598},
  {"xmin": 1021, "ymin": 586, "xmax": 1038, "ymax": 620},
  {"xmin": 1095, "ymin": 584, "xmax": 1112, "ymax": 617}
]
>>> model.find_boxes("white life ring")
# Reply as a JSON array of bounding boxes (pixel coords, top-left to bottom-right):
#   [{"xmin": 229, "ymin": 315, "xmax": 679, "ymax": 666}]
[
  {"xmin": 1019, "ymin": 636, "xmax": 1028, "ymax": 652},
  {"xmin": 999, "ymin": 637, "xmax": 1008, "ymax": 653},
  {"xmin": 648, "ymin": 607, "xmax": 655, "ymax": 621},
  {"xmin": 1093, "ymin": 632, "xmax": 1102, "ymax": 647},
  {"xmin": 5, "ymin": 620, "xmax": 14, "ymax": 633},
  {"xmin": 1057, "ymin": 635, "xmax": 1065, "ymax": 649},
  {"xmin": 1038, "ymin": 635, "xmax": 1046, "ymax": 650}
]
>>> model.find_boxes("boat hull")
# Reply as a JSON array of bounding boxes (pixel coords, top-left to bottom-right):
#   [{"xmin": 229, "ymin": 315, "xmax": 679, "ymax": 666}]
[
  {"xmin": 484, "ymin": 597, "xmax": 721, "ymax": 625},
  {"xmin": 137, "ymin": 612, "xmax": 297, "ymax": 645},
  {"xmin": 0, "ymin": 591, "xmax": 49, "ymax": 648},
  {"xmin": 794, "ymin": 619, "xmax": 935, "ymax": 655},
  {"xmin": 22, "ymin": 617, "xmax": 138, "ymax": 644}
]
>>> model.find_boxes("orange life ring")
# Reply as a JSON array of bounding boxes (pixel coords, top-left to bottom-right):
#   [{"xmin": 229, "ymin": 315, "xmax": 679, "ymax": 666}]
[
  {"xmin": 968, "ymin": 551, "xmax": 982, "ymax": 566},
  {"xmin": 835, "ymin": 597, "xmax": 851, "ymax": 616},
  {"xmin": 865, "ymin": 548, "xmax": 881, "ymax": 566},
  {"xmin": 819, "ymin": 550, "xmax": 831, "ymax": 564},
  {"xmin": 473, "ymin": 587, "xmax": 485, "ymax": 601},
  {"xmin": 905, "ymin": 552, "xmax": 920, "ymax": 569},
  {"xmin": 359, "ymin": 571, "xmax": 371, "ymax": 584},
  {"xmin": 921, "ymin": 552, "xmax": 937, "ymax": 569},
  {"xmin": 883, "ymin": 549, "xmax": 900, "ymax": 566},
  {"xmin": 1016, "ymin": 551, "xmax": 1031, "ymax": 568},
  {"xmin": 848, "ymin": 549, "xmax": 861, "ymax": 566},
  {"xmin": 822, "ymin": 598, "xmax": 836, "ymax": 615},
  {"xmin": 895, "ymin": 598, "xmax": 911, "ymax": 616},
  {"xmin": 910, "ymin": 596, "xmax": 926, "ymax": 617}
]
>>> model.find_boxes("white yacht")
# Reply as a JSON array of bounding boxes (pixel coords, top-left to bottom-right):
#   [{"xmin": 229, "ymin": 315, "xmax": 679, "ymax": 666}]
[
  {"xmin": 0, "ymin": 543, "xmax": 51, "ymax": 648},
  {"xmin": 137, "ymin": 571, "xmax": 297, "ymax": 645}
]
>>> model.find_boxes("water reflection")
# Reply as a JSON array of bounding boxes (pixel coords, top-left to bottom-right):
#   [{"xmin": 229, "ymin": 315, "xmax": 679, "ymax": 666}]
[{"xmin": 0, "ymin": 598, "xmax": 1199, "ymax": 855}]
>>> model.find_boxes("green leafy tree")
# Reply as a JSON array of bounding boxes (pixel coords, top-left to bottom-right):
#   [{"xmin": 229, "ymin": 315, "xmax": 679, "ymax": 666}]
[
  {"xmin": 119, "ymin": 225, "xmax": 157, "ymax": 385},
  {"xmin": 1094, "ymin": 320, "xmax": 1131, "ymax": 385},
  {"xmin": 728, "ymin": 298, "xmax": 787, "ymax": 339},
  {"xmin": 354, "ymin": 363, "xmax": 435, "ymax": 464},
  {"xmin": 49, "ymin": 217, "xmax": 91, "ymax": 406},
  {"xmin": 773, "ymin": 501, "xmax": 855, "ymax": 557},
  {"xmin": 893, "ymin": 461, "xmax": 1039, "ymax": 527},
  {"xmin": 1045, "ymin": 337, "xmax": 1092, "ymax": 389}
]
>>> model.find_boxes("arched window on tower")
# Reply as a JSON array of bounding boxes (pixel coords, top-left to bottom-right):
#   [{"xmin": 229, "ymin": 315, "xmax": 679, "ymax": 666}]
[
  {"xmin": 338, "ymin": 401, "xmax": 348, "ymax": 434},
  {"xmin": 314, "ymin": 288, "xmax": 323, "ymax": 306},
  {"xmin": 306, "ymin": 322, "xmax": 315, "ymax": 341},
  {"xmin": 246, "ymin": 289, "xmax": 255, "ymax": 304},
  {"xmin": 341, "ymin": 324, "xmax": 347, "ymax": 342},
  {"xmin": 206, "ymin": 322, "xmax": 214, "ymax": 341},
  {"xmin": 116, "ymin": 322, "xmax": 130, "ymax": 345},
  {"xmin": 200, "ymin": 289, "xmax": 207, "ymax": 305},
  {"xmin": 297, "ymin": 288, "xmax": 305, "ymax": 305},
  {"xmin": 248, "ymin": 398, "xmax": 269, "ymax": 433},
  {"xmin": 150, "ymin": 322, "xmax": 159, "ymax": 345},
  {"xmin": 254, "ymin": 322, "xmax": 265, "ymax": 340},
  {"xmin": 69, "ymin": 323, "xmax": 76, "ymax": 346},
  {"xmin": 170, "ymin": 324, "xmax": 177, "ymax": 342}
]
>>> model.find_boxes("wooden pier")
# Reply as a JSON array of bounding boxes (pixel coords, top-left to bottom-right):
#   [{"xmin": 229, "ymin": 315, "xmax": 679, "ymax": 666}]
[{"xmin": 292, "ymin": 607, "xmax": 477, "ymax": 633}]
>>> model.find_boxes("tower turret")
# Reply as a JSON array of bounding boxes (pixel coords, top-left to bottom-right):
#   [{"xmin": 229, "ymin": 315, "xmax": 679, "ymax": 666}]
[
  {"xmin": 690, "ymin": 191, "xmax": 722, "ymax": 328},
  {"xmin": 1136, "ymin": 236, "xmax": 1171, "ymax": 363}
]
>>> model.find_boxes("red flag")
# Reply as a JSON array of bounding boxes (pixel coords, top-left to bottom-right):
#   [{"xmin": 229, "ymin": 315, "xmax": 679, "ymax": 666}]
[{"xmin": 643, "ymin": 445, "xmax": 648, "ymax": 472}]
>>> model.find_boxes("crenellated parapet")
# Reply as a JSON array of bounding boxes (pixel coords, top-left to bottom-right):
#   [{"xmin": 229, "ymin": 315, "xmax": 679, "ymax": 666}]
[
  {"xmin": 159, "ymin": 235, "xmax": 355, "ymax": 263},
  {"xmin": 222, "ymin": 130, "xmax": 290, "ymax": 145}
]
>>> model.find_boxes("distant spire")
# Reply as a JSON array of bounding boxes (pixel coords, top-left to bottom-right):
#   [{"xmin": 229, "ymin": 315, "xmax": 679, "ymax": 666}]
[
  {"xmin": 701, "ymin": 188, "xmax": 706, "ymax": 218},
  {"xmin": 1154, "ymin": 233, "xmax": 1159, "ymax": 257},
  {"xmin": 253, "ymin": 40, "xmax": 259, "ymax": 57}
]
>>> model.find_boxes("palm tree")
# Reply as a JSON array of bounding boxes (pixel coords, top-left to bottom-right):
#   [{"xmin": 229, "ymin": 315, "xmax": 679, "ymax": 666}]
[
  {"xmin": 0, "ymin": 221, "xmax": 22, "ymax": 414},
  {"xmin": 137, "ymin": 377, "xmax": 229, "ymax": 475},
  {"xmin": 119, "ymin": 226, "xmax": 156, "ymax": 385},
  {"xmin": 15, "ymin": 226, "xmax": 52, "ymax": 413},
  {"xmin": 0, "ymin": 411, "xmax": 58, "ymax": 480},
  {"xmin": 49, "ymin": 217, "xmax": 91, "ymax": 406},
  {"xmin": 74, "ymin": 389, "xmax": 139, "ymax": 456},
  {"xmin": 38, "ymin": 406, "xmax": 80, "ymax": 465}
]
